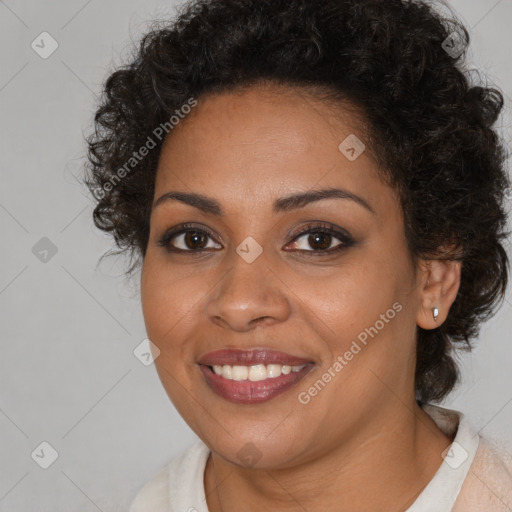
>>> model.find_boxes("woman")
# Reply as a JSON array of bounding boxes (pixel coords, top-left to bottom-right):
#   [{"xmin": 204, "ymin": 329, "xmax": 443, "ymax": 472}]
[{"xmin": 84, "ymin": 0, "xmax": 512, "ymax": 510}]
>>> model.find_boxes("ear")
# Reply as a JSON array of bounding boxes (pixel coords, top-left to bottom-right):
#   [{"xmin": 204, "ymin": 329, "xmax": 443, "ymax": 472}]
[{"xmin": 416, "ymin": 250, "xmax": 462, "ymax": 330}]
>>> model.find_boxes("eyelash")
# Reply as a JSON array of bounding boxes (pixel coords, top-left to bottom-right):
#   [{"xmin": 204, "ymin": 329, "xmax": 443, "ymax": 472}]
[{"xmin": 157, "ymin": 222, "xmax": 354, "ymax": 256}]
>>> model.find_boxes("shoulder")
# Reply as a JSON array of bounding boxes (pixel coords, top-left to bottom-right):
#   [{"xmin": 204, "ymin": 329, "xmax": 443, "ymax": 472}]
[
  {"xmin": 414, "ymin": 403, "xmax": 512, "ymax": 511},
  {"xmin": 129, "ymin": 462, "xmax": 170, "ymax": 512},
  {"xmin": 129, "ymin": 440, "xmax": 210, "ymax": 512},
  {"xmin": 453, "ymin": 435, "xmax": 512, "ymax": 511}
]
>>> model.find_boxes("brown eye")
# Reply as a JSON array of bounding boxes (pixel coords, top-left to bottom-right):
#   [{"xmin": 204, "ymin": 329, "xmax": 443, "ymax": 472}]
[
  {"xmin": 157, "ymin": 224, "xmax": 222, "ymax": 252},
  {"xmin": 287, "ymin": 223, "xmax": 354, "ymax": 254},
  {"xmin": 306, "ymin": 232, "xmax": 333, "ymax": 250},
  {"xmin": 183, "ymin": 230, "xmax": 208, "ymax": 250}
]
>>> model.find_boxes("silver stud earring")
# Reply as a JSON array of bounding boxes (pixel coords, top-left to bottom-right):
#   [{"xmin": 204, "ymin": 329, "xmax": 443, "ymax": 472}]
[{"xmin": 432, "ymin": 307, "xmax": 439, "ymax": 321}]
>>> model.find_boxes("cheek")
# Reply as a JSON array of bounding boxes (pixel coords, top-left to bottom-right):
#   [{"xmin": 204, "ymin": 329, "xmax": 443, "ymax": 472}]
[
  {"xmin": 314, "ymin": 263, "xmax": 397, "ymax": 331},
  {"xmin": 141, "ymin": 258, "xmax": 201, "ymax": 403},
  {"xmin": 314, "ymin": 256, "xmax": 412, "ymax": 370},
  {"xmin": 140, "ymin": 256, "xmax": 199, "ymax": 343}
]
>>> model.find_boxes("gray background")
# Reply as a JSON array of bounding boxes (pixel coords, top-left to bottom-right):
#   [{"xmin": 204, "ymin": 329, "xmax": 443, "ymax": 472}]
[{"xmin": 1, "ymin": 0, "xmax": 511, "ymax": 510}]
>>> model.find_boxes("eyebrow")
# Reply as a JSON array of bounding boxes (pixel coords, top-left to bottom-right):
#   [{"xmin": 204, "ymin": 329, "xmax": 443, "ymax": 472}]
[{"xmin": 152, "ymin": 187, "xmax": 375, "ymax": 216}]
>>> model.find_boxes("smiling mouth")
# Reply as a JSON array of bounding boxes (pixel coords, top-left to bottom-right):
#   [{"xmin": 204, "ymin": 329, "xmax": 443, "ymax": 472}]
[
  {"xmin": 207, "ymin": 362, "xmax": 308, "ymax": 380},
  {"xmin": 199, "ymin": 362, "xmax": 315, "ymax": 404}
]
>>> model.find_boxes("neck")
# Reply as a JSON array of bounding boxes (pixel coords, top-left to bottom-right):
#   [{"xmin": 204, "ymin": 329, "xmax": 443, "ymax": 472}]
[{"xmin": 204, "ymin": 402, "xmax": 453, "ymax": 512}]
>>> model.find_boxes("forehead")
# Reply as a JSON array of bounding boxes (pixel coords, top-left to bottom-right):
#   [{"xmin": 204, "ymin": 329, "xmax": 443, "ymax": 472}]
[
  {"xmin": 153, "ymin": 84, "xmax": 396, "ymax": 218},
  {"xmin": 162, "ymin": 83, "xmax": 369, "ymax": 156}
]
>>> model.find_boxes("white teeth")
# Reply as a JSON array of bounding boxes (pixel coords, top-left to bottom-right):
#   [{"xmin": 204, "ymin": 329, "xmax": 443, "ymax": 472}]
[
  {"xmin": 232, "ymin": 365, "xmax": 248, "ymax": 381},
  {"xmin": 222, "ymin": 365, "xmax": 232, "ymax": 379},
  {"xmin": 249, "ymin": 364, "xmax": 267, "ymax": 381},
  {"xmin": 210, "ymin": 363, "xmax": 307, "ymax": 381},
  {"xmin": 266, "ymin": 364, "xmax": 282, "ymax": 378}
]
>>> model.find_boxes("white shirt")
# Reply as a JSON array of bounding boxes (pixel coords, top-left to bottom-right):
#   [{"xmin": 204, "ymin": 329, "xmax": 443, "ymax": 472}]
[{"xmin": 129, "ymin": 404, "xmax": 512, "ymax": 511}]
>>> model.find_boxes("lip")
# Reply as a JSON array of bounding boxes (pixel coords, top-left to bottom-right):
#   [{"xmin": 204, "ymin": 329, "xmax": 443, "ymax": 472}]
[
  {"xmin": 199, "ymin": 363, "xmax": 315, "ymax": 404},
  {"xmin": 197, "ymin": 348, "xmax": 314, "ymax": 366}
]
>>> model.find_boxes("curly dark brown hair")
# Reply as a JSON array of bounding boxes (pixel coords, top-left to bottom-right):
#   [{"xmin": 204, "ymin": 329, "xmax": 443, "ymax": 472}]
[{"xmin": 83, "ymin": 0, "xmax": 510, "ymax": 404}]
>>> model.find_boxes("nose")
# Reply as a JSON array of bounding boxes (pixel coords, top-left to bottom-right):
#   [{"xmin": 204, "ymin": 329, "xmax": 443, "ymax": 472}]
[{"xmin": 205, "ymin": 248, "xmax": 291, "ymax": 332}]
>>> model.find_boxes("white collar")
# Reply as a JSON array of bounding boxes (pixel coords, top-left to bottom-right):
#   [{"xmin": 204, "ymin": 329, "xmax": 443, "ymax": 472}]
[{"xmin": 405, "ymin": 403, "xmax": 480, "ymax": 511}]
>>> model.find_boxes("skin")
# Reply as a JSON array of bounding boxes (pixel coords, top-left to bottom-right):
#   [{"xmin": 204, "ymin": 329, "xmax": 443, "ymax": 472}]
[{"xmin": 140, "ymin": 81, "xmax": 462, "ymax": 512}]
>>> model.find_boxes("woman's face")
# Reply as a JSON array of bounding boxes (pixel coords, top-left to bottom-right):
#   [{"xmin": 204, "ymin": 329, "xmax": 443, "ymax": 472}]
[{"xmin": 141, "ymin": 84, "xmax": 426, "ymax": 468}]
